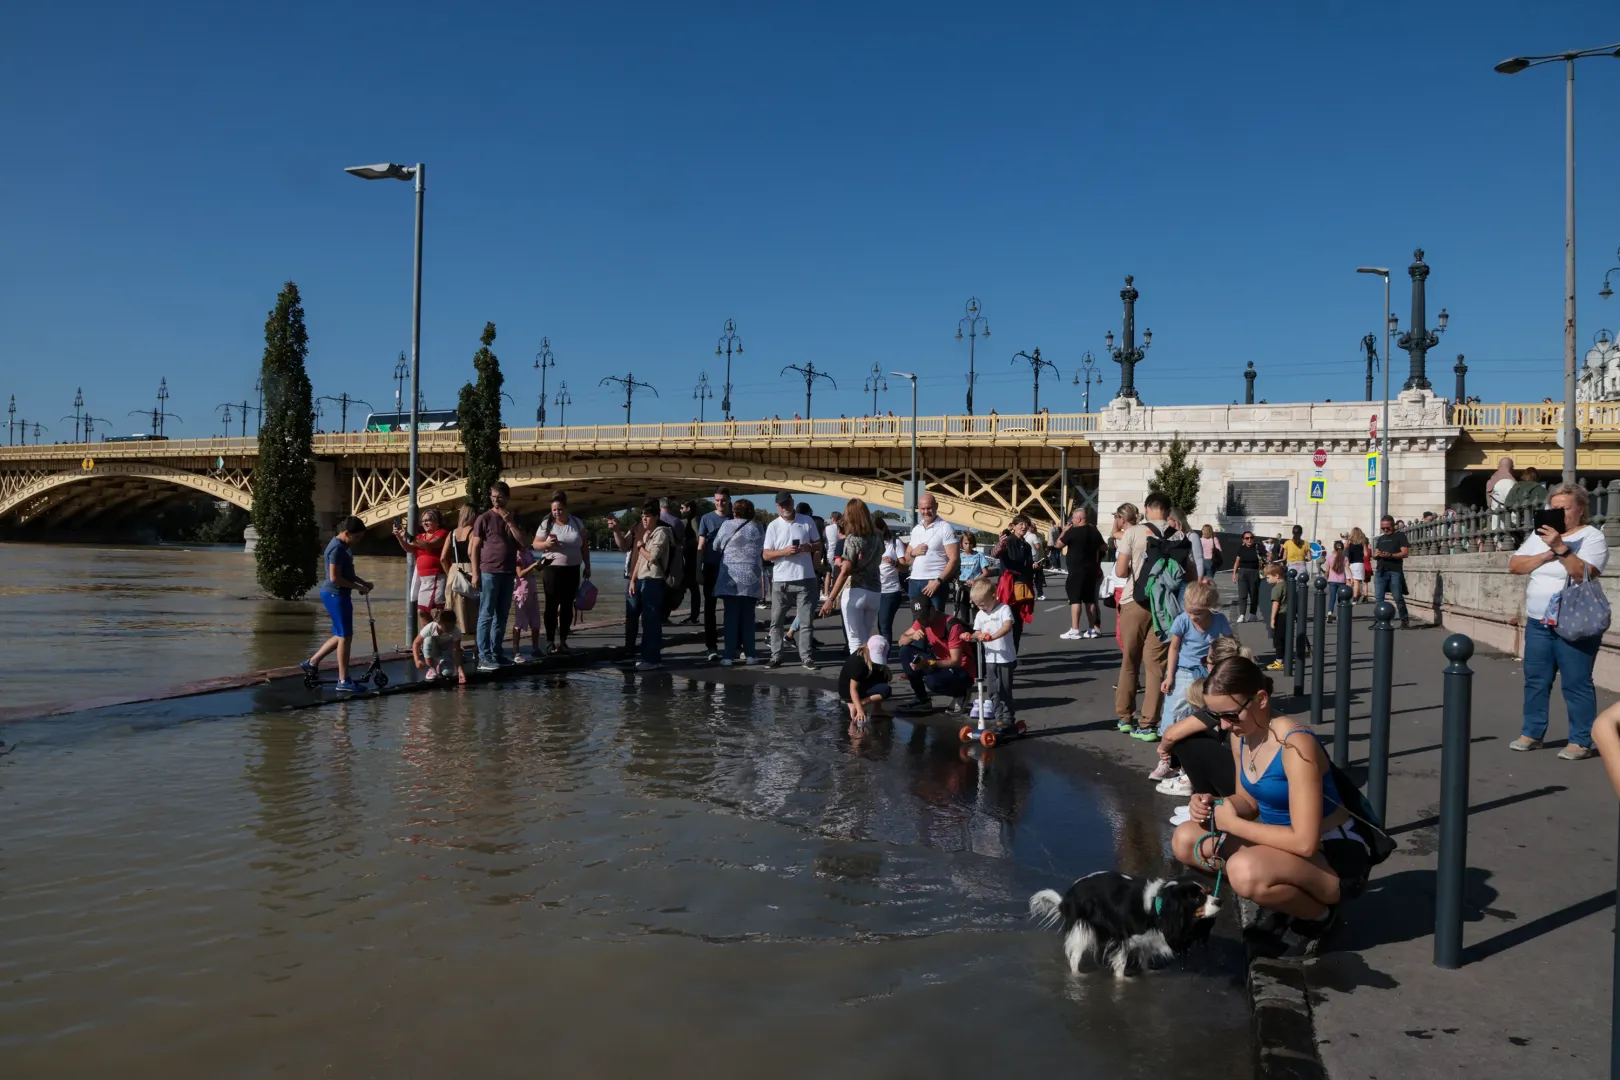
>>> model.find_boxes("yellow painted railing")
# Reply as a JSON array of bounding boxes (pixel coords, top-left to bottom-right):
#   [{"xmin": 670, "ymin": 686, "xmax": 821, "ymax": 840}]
[
  {"xmin": 1452, "ymin": 401, "xmax": 1620, "ymax": 432},
  {"xmin": 0, "ymin": 411, "xmax": 1100, "ymax": 460}
]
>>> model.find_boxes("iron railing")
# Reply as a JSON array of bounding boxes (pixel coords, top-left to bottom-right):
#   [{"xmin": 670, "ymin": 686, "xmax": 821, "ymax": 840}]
[{"xmin": 1404, "ymin": 479, "xmax": 1620, "ymax": 555}]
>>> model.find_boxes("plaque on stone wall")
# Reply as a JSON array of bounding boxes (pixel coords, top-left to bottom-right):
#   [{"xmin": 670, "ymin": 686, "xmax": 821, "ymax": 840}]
[{"xmin": 1226, "ymin": 480, "xmax": 1289, "ymax": 518}]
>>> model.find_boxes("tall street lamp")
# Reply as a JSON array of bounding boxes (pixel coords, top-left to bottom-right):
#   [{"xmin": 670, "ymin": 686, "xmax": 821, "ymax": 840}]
[
  {"xmin": 392, "ymin": 351, "xmax": 408, "ymax": 415},
  {"xmin": 317, "ymin": 393, "xmax": 374, "ymax": 434},
  {"xmin": 780, "ymin": 362, "xmax": 836, "ymax": 420},
  {"xmin": 1072, "ymin": 350, "xmax": 1103, "ymax": 412},
  {"xmin": 1356, "ymin": 266, "xmax": 1392, "ymax": 521},
  {"xmin": 216, "ymin": 399, "xmax": 260, "ymax": 438},
  {"xmin": 6, "ymin": 395, "xmax": 14, "ymax": 445},
  {"xmin": 70, "ymin": 387, "xmax": 84, "ymax": 443},
  {"xmin": 863, "ymin": 363, "xmax": 888, "ymax": 415},
  {"xmin": 1602, "ymin": 246, "xmax": 1620, "ymax": 299},
  {"xmin": 1390, "ymin": 249, "xmax": 1449, "ymax": 394},
  {"xmin": 346, "ymin": 159, "xmax": 424, "ymax": 643},
  {"xmin": 692, "ymin": 372, "xmax": 713, "ymax": 423},
  {"xmin": 1494, "ymin": 43, "xmax": 1620, "ymax": 482},
  {"xmin": 1011, "ymin": 347, "xmax": 1057, "ymax": 413},
  {"xmin": 955, "ymin": 296, "xmax": 989, "ymax": 415},
  {"xmin": 534, "ymin": 337, "xmax": 555, "ymax": 426},
  {"xmin": 716, "ymin": 319, "xmax": 743, "ymax": 421},
  {"xmin": 553, "ymin": 382, "xmax": 572, "ymax": 428},
  {"xmin": 890, "ymin": 371, "xmax": 919, "ymax": 523},
  {"xmin": 1105, "ymin": 276, "xmax": 1152, "ymax": 401}
]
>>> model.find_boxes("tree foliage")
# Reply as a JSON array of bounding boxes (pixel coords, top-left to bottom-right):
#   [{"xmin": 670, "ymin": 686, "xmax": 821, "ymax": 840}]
[
  {"xmin": 457, "ymin": 321, "xmax": 504, "ymax": 511},
  {"xmin": 1150, "ymin": 434, "xmax": 1202, "ymax": 518},
  {"xmin": 253, "ymin": 282, "xmax": 319, "ymax": 599}
]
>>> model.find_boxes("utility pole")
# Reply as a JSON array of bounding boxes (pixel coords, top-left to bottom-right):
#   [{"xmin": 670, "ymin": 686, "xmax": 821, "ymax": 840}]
[
  {"xmin": 600, "ymin": 372, "xmax": 658, "ymax": 426},
  {"xmin": 780, "ymin": 362, "xmax": 837, "ymax": 420},
  {"xmin": 1011, "ymin": 347, "xmax": 1058, "ymax": 413},
  {"xmin": 317, "ymin": 393, "xmax": 375, "ymax": 434}
]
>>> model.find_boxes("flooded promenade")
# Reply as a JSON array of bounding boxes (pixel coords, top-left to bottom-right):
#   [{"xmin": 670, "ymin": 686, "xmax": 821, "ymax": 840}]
[{"xmin": 0, "ymin": 543, "xmax": 1250, "ymax": 1077}]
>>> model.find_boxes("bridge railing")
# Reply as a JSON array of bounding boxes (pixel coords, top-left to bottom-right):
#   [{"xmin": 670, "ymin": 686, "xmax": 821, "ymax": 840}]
[
  {"xmin": 1405, "ymin": 478, "xmax": 1620, "ymax": 555},
  {"xmin": 1451, "ymin": 401, "xmax": 1620, "ymax": 431}
]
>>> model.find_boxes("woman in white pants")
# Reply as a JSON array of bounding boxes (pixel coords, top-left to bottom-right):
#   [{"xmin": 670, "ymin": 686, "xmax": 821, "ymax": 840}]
[{"xmin": 820, "ymin": 498, "xmax": 883, "ymax": 652}]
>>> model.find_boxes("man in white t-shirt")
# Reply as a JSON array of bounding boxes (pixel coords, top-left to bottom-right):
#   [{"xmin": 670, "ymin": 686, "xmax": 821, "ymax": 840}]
[
  {"xmin": 763, "ymin": 490, "xmax": 823, "ymax": 669},
  {"xmin": 823, "ymin": 511, "xmax": 844, "ymax": 596},
  {"xmin": 905, "ymin": 493, "xmax": 960, "ymax": 601}
]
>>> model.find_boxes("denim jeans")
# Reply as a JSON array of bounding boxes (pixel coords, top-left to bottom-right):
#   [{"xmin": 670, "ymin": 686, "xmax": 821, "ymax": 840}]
[
  {"xmin": 722, "ymin": 595, "xmax": 757, "ymax": 661},
  {"xmin": 771, "ymin": 579, "xmax": 815, "ymax": 662},
  {"xmin": 898, "ymin": 641, "xmax": 973, "ymax": 701},
  {"xmin": 1326, "ymin": 581, "xmax": 1345, "ymax": 612},
  {"xmin": 878, "ymin": 590, "xmax": 905, "ymax": 645},
  {"xmin": 1161, "ymin": 666, "xmax": 1203, "ymax": 735},
  {"xmin": 1522, "ymin": 619, "xmax": 1600, "ymax": 747},
  {"xmin": 629, "ymin": 577, "xmax": 667, "ymax": 664},
  {"xmin": 476, "ymin": 571, "xmax": 515, "ymax": 664},
  {"xmin": 1371, "ymin": 569, "xmax": 1408, "ymax": 620}
]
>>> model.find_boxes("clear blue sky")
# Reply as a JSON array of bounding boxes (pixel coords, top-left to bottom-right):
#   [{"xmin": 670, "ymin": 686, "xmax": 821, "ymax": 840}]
[{"xmin": 3, "ymin": 3, "xmax": 1618, "ymax": 439}]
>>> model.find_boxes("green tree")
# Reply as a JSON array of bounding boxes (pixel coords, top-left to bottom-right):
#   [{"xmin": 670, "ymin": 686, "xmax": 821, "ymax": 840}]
[
  {"xmin": 252, "ymin": 282, "xmax": 319, "ymax": 599},
  {"xmin": 1150, "ymin": 434, "xmax": 1202, "ymax": 517},
  {"xmin": 457, "ymin": 321, "xmax": 504, "ymax": 511}
]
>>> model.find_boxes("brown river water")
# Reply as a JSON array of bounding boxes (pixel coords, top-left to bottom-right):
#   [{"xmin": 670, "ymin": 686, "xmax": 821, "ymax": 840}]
[{"xmin": 0, "ymin": 542, "xmax": 1250, "ymax": 1078}]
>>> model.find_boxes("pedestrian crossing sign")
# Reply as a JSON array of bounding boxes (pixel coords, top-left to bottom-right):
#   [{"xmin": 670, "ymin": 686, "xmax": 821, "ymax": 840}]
[
  {"xmin": 1365, "ymin": 453, "xmax": 1378, "ymax": 487},
  {"xmin": 1308, "ymin": 478, "xmax": 1326, "ymax": 503}
]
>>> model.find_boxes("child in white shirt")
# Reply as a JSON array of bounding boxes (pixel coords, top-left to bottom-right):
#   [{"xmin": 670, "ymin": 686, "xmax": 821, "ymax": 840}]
[
  {"xmin": 968, "ymin": 579, "xmax": 1018, "ymax": 728},
  {"xmin": 413, "ymin": 608, "xmax": 467, "ymax": 684}
]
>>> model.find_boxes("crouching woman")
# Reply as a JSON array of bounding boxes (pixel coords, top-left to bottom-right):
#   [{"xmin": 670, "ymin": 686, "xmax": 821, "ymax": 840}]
[{"xmin": 1171, "ymin": 655, "xmax": 1370, "ymax": 955}]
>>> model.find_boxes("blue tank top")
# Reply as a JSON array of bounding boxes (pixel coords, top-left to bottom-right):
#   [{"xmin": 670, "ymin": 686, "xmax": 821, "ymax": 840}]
[{"xmin": 1239, "ymin": 729, "xmax": 1342, "ymax": 826}]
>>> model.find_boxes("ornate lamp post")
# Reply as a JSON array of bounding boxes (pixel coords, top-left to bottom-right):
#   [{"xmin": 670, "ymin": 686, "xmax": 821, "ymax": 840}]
[
  {"xmin": 780, "ymin": 362, "xmax": 836, "ymax": 420},
  {"xmin": 393, "ymin": 351, "xmax": 408, "ymax": 414},
  {"xmin": 1602, "ymin": 246, "xmax": 1620, "ymax": 299},
  {"xmin": 600, "ymin": 373, "xmax": 658, "ymax": 426},
  {"xmin": 1390, "ymin": 249, "xmax": 1448, "ymax": 393},
  {"xmin": 1104, "ymin": 276, "xmax": 1152, "ymax": 401},
  {"xmin": 1244, "ymin": 361, "xmax": 1258, "ymax": 404},
  {"xmin": 70, "ymin": 387, "xmax": 84, "ymax": 443},
  {"xmin": 1072, "ymin": 350, "xmax": 1104, "ymax": 412},
  {"xmin": 863, "ymin": 363, "xmax": 888, "ymax": 415},
  {"xmin": 534, "ymin": 337, "xmax": 555, "ymax": 426},
  {"xmin": 1011, "ymin": 347, "xmax": 1058, "ymax": 413},
  {"xmin": 6, "ymin": 394, "xmax": 14, "ymax": 445},
  {"xmin": 692, "ymin": 372, "xmax": 713, "ymax": 423},
  {"xmin": 715, "ymin": 319, "xmax": 743, "ymax": 421},
  {"xmin": 955, "ymin": 296, "xmax": 990, "ymax": 415},
  {"xmin": 553, "ymin": 382, "xmax": 572, "ymax": 428}
]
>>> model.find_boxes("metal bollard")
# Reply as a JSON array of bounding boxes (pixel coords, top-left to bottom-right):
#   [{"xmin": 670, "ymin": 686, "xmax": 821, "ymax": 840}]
[
  {"xmin": 1367, "ymin": 601, "xmax": 1396, "ymax": 822},
  {"xmin": 1333, "ymin": 585, "xmax": 1353, "ymax": 768},
  {"xmin": 1310, "ymin": 576, "xmax": 1327, "ymax": 725},
  {"xmin": 1434, "ymin": 633, "xmax": 1474, "ymax": 970},
  {"xmin": 1283, "ymin": 571, "xmax": 1297, "ymax": 678},
  {"xmin": 1292, "ymin": 572, "xmax": 1307, "ymax": 700}
]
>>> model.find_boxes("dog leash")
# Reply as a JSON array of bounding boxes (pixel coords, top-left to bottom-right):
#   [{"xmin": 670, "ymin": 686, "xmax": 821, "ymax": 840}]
[{"xmin": 1194, "ymin": 798, "xmax": 1227, "ymax": 900}]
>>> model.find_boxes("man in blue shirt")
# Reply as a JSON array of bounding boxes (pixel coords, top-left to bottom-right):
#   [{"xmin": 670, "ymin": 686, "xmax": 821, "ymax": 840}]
[
  {"xmin": 695, "ymin": 486, "xmax": 733, "ymax": 661},
  {"xmin": 301, "ymin": 516, "xmax": 374, "ymax": 692}
]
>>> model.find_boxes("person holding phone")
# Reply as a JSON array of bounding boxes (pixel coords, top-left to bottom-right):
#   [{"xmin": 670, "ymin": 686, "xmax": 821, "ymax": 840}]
[
  {"xmin": 1370, "ymin": 516, "xmax": 1411, "ymax": 628},
  {"xmin": 1510, "ymin": 483, "xmax": 1609, "ymax": 760}
]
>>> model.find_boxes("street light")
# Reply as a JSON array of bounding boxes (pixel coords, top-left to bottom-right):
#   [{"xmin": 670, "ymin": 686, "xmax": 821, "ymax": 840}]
[
  {"xmin": 1601, "ymin": 246, "xmax": 1620, "ymax": 300},
  {"xmin": 716, "ymin": 319, "xmax": 743, "ymax": 420},
  {"xmin": 1011, "ymin": 347, "xmax": 1058, "ymax": 413},
  {"xmin": 70, "ymin": 387, "xmax": 84, "ymax": 443},
  {"xmin": 534, "ymin": 337, "xmax": 555, "ymax": 426},
  {"xmin": 1072, "ymin": 350, "xmax": 1103, "ymax": 412},
  {"xmin": 955, "ymin": 296, "xmax": 990, "ymax": 415},
  {"xmin": 1494, "ymin": 43, "xmax": 1620, "ymax": 483},
  {"xmin": 216, "ymin": 399, "xmax": 261, "ymax": 438},
  {"xmin": 692, "ymin": 372, "xmax": 713, "ymax": 424},
  {"xmin": 553, "ymin": 382, "xmax": 572, "ymax": 428},
  {"xmin": 346, "ymin": 158, "xmax": 424, "ymax": 644},
  {"xmin": 600, "ymin": 372, "xmax": 658, "ymax": 427},
  {"xmin": 863, "ymin": 363, "xmax": 888, "ymax": 415},
  {"xmin": 890, "ymin": 371, "xmax": 919, "ymax": 523},
  {"xmin": 6, "ymin": 395, "xmax": 14, "ymax": 445},
  {"xmin": 780, "ymin": 362, "xmax": 836, "ymax": 420},
  {"xmin": 316, "ymin": 393, "xmax": 374, "ymax": 434},
  {"xmin": 1357, "ymin": 266, "xmax": 1394, "ymax": 524},
  {"xmin": 393, "ymin": 351, "xmax": 408, "ymax": 414},
  {"xmin": 1104, "ymin": 276, "xmax": 1152, "ymax": 401}
]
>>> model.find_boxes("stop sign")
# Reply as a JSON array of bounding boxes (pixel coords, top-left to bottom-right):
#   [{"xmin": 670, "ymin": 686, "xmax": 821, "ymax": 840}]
[{"xmin": 1312, "ymin": 448, "xmax": 1327, "ymax": 468}]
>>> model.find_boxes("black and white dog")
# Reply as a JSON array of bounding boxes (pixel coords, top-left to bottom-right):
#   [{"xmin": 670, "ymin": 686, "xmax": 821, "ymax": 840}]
[{"xmin": 1029, "ymin": 872, "xmax": 1220, "ymax": 977}]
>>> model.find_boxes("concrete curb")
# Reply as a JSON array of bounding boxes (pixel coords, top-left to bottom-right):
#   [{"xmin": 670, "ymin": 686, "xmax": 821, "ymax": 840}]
[{"xmin": 1242, "ymin": 898, "xmax": 1328, "ymax": 1080}]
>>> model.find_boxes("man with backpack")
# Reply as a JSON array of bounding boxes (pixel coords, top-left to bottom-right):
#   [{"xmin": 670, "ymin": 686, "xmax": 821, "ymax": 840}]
[{"xmin": 1112, "ymin": 491, "xmax": 1191, "ymax": 741}]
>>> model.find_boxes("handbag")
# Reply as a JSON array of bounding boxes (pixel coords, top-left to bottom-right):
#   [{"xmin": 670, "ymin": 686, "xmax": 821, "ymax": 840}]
[
  {"xmin": 1551, "ymin": 556, "xmax": 1611, "ymax": 642},
  {"xmin": 575, "ymin": 578, "xmax": 599, "ymax": 612},
  {"xmin": 448, "ymin": 564, "xmax": 476, "ymax": 599}
]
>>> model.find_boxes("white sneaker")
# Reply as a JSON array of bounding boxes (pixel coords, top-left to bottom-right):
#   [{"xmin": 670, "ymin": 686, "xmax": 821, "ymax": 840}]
[
  {"xmin": 969, "ymin": 700, "xmax": 982, "ymax": 719},
  {"xmin": 425, "ymin": 668, "xmax": 438, "ymax": 682},
  {"xmin": 1169, "ymin": 806, "xmax": 1192, "ymax": 827},
  {"xmin": 1059, "ymin": 629, "xmax": 1082, "ymax": 640},
  {"xmin": 1082, "ymin": 628, "xmax": 1100, "ymax": 639},
  {"xmin": 1148, "ymin": 759, "xmax": 1177, "ymax": 781},
  {"xmin": 1156, "ymin": 774, "xmax": 1193, "ymax": 797}
]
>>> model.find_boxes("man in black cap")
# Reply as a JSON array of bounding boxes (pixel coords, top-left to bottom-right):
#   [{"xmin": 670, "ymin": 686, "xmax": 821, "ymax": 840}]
[{"xmin": 894, "ymin": 593, "xmax": 974, "ymax": 713}]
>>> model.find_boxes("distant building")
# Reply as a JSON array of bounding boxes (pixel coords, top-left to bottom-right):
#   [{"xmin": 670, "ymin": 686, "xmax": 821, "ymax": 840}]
[{"xmin": 1576, "ymin": 330, "xmax": 1620, "ymax": 402}]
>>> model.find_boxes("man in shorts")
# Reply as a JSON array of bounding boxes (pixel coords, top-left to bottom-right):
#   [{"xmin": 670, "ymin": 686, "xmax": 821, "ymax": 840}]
[{"xmin": 301, "ymin": 516, "xmax": 374, "ymax": 692}]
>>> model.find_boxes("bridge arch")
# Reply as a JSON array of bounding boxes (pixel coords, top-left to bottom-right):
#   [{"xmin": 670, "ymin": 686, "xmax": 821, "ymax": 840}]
[
  {"xmin": 0, "ymin": 465, "xmax": 253, "ymax": 526},
  {"xmin": 358, "ymin": 456, "xmax": 1020, "ymax": 532}
]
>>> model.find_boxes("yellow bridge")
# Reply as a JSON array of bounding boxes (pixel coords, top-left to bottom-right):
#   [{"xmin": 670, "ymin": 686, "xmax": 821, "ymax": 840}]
[{"xmin": 1, "ymin": 404, "xmax": 1616, "ymax": 534}]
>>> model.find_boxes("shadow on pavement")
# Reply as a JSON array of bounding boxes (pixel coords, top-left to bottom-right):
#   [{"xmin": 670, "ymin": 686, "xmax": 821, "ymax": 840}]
[{"xmin": 1387, "ymin": 785, "xmax": 1568, "ymax": 836}]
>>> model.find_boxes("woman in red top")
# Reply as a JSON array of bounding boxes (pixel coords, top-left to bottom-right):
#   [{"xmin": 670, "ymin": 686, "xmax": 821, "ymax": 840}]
[{"xmin": 394, "ymin": 508, "xmax": 449, "ymax": 619}]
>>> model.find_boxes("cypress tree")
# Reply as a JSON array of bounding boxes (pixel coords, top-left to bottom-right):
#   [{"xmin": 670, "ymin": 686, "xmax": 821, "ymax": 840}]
[
  {"xmin": 253, "ymin": 282, "xmax": 319, "ymax": 599},
  {"xmin": 1150, "ymin": 434, "xmax": 1203, "ymax": 518},
  {"xmin": 457, "ymin": 321, "xmax": 504, "ymax": 511}
]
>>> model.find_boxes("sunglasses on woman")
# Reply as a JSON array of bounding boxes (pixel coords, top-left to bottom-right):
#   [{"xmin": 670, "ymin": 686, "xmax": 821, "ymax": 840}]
[{"xmin": 1206, "ymin": 694, "xmax": 1256, "ymax": 723}]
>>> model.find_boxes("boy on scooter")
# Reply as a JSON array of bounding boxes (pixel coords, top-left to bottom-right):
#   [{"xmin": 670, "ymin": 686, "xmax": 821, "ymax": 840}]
[{"xmin": 301, "ymin": 516, "xmax": 373, "ymax": 692}]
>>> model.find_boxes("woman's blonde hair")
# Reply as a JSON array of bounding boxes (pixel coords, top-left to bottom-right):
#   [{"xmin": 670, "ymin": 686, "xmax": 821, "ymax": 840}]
[
  {"xmin": 1115, "ymin": 502, "xmax": 1140, "ymax": 526},
  {"xmin": 1349, "ymin": 526, "xmax": 1368, "ymax": 545},
  {"xmin": 457, "ymin": 504, "xmax": 476, "ymax": 528},
  {"xmin": 1201, "ymin": 524, "xmax": 1214, "ymax": 539},
  {"xmin": 1549, "ymin": 482, "xmax": 1590, "ymax": 525},
  {"xmin": 1187, "ymin": 636, "xmax": 1255, "ymax": 710},
  {"xmin": 1183, "ymin": 579, "xmax": 1219, "ymax": 612}
]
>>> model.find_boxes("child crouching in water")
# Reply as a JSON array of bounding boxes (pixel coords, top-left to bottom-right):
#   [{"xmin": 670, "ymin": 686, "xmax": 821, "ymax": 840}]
[
  {"xmin": 968, "ymin": 578, "xmax": 1020, "ymax": 731},
  {"xmin": 413, "ymin": 608, "xmax": 467, "ymax": 685},
  {"xmin": 839, "ymin": 634, "xmax": 893, "ymax": 729},
  {"xmin": 1156, "ymin": 579, "xmax": 1232, "ymax": 754}
]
